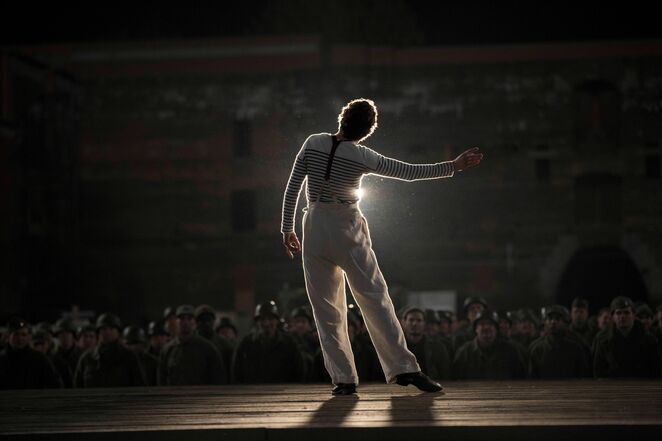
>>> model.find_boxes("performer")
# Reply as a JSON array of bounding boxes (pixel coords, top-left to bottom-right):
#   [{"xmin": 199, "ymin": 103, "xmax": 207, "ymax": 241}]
[{"xmin": 281, "ymin": 98, "xmax": 483, "ymax": 395}]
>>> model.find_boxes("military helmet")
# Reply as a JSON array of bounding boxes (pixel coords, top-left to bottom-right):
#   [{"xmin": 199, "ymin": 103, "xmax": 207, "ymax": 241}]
[
  {"xmin": 437, "ymin": 310, "xmax": 453, "ymax": 325},
  {"xmin": 541, "ymin": 305, "xmax": 570, "ymax": 323},
  {"xmin": 290, "ymin": 306, "xmax": 313, "ymax": 322},
  {"xmin": 463, "ymin": 296, "xmax": 488, "ymax": 312},
  {"xmin": 425, "ymin": 309, "xmax": 440, "ymax": 324},
  {"xmin": 175, "ymin": 304, "xmax": 196, "ymax": 318},
  {"xmin": 571, "ymin": 297, "xmax": 589, "ymax": 310},
  {"xmin": 95, "ymin": 313, "xmax": 122, "ymax": 331},
  {"xmin": 7, "ymin": 317, "xmax": 29, "ymax": 333},
  {"xmin": 472, "ymin": 309, "xmax": 500, "ymax": 330},
  {"xmin": 400, "ymin": 306, "xmax": 425, "ymax": 321},
  {"xmin": 76, "ymin": 323, "xmax": 96, "ymax": 337},
  {"xmin": 195, "ymin": 304, "xmax": 216, "ymax": 320},
  {"xmin": 215, "ymin": 317, "xmax": 237, "ymax": 334},
  {"xmin": 636, "ymin": 304, "xmax": 654, "ymax": 319},
  {"xmin": 147, "ymin": 320, "xmax": 168, "ymax": 337},
  {"xmin": 122, "ymin": 325, "xmax": 147, "ymax": 344},
  {"xmin": 32, "ymin": 321, "xmax": 53, "ymax": 336},
  {"xmin": 254, "ymin": 300, "xmax": 280, "ymax": 320},
  {"xmin": 54, "ymin": 318, "xmax": 77, "ymax": 335},
  {"xmin": 32, "ymin": 329, "xmax": 51, "ymax": 345},
  {"xmin": 163, "ymin": 306, "xmax": 177, "ymax": 319},
  {"xmin": 515, "ymin": 308, "xmax": 539, "ymax": 326},
  {"xmin": 610, "ymin": 296, "xmax": 634, "ymax": 312},
  {"xmin": 497, "ymin": 310, "xmax": 513, "ymax": 325}
]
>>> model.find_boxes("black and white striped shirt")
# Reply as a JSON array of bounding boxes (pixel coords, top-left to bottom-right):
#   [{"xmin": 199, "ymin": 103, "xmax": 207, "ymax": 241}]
[{"xmin": 281, "ymin": 133, "xmax": 455, "ymax": 233}]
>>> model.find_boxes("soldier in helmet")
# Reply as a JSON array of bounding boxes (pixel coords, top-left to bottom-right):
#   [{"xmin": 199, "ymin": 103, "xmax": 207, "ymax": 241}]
[
  {"xmin": 452, "ymin": 310, "xmax": 526, "ymax": 380},
  {"xmin": 74, "ymin": 313, "xmax": 146, "ymax": 387},
  {"xmin": 437, "ymin": 311, "xmax": 454, "ymax": 339},
  {"xmin": 216, "ymin": 317, "xmax": 238, "ymax": 347},
  {"xmin": 53, "ymin": 318, "xmax": 83, "ymax": 379},
  {"xmin": 195, "ymin": 304, "xmax": 234, "ymax": 376},
  {"xmin": 159, "ymin": 304, "xmax": 227, "ymax": 385},
  {"xmin": 511, "ymin": 308, "xmax": 540, "ymax": 348},
  {"xmin": 77, "ymin": 323, "xmax": 97, "ymax": 351},
  {"xmin": 529, "ymin": 305, "xmax": 591, "ymax": 378},
  {"xmin": 401, "ymin": 307, "xmax": 451, "ymax": 380},
  {"xmin": 147, "ymin": 320, "xmax": 169, "ymax": 358},
  {"xmin": 593, "ymin": 296, "xmax": 661, "ymax": 378},
  {"xmin": 31, "ymin": 327, "xmax": 70, "ymax": 387},
  {"xmin": 163, "ymin": 306, "xmax": 179, "ymax": 338},
  {"xmin": 123, "ymin": 326, "xmax": 158, "ymax": 386},
  {"xmin": 636, "ymin": 304, "xmax": 655, "ymax": 332},
  {"xmin": 0, "ymin": 317, "xmax": 62, "ymax": 389},
  {"xmin": 232, "ymin": 300, "xmax": 305, "ymax": 383},
  {"xmin": 569, "ymin": 297, "xmax": 597, "ymax": 347},
  {"xmin": 452, "ymin": 297, "xmax": 487, "ymax": 352},
  {"xmin": 288, "ymin": 305, "xmax": 320, "ymax": 382}
]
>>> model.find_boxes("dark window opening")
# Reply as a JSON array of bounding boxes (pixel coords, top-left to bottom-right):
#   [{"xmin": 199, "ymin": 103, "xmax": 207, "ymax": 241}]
[
  {"xmin": 231, "ymin": 190, "xmax": 256, "ymax": 232},
  {"xmin": 233, "ymin": 119, "xmax": 252, "ymax": 158},
  {"xmin": 645, "ymin": 155, "xmax": 660, "ymax": 178}
]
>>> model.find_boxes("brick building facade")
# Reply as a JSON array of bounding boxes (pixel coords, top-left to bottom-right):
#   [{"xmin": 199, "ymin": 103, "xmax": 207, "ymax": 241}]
[{"xmin": 5, "ymin": 36, "xmax": 662, "ymax": 322}]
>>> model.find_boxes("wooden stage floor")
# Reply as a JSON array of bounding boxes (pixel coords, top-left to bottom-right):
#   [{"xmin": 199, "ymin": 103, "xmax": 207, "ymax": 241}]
[{"xmin": 1, "ymin": 380, "xmax": 661, "ymax": 441}]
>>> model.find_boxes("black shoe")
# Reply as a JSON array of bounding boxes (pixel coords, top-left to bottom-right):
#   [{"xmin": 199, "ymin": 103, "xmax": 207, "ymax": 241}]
[
  {"xmin": 332, "ymin": 383, "xmax": 357, "ymax": 395},
  {"xmin": 395, "ymin": 371, "xmax": 443, "ymax": 392}
]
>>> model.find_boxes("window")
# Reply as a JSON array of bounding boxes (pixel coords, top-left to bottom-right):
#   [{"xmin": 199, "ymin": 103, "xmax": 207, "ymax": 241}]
[
  {"xmin": 231, "ymin": 190, "xmax": 256, "ymax": 232},
  {"xmin": 645, "ymin": 155, "xmax": 660, "ymax": 178},
  {"xmin": 233, "ymin": 118, "xmax": 252, "ymax": 158}
]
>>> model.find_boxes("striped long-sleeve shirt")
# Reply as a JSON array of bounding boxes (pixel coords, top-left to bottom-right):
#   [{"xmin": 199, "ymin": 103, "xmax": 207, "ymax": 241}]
[{"xmin": 281, "ymin": 133, "xmax": 455, "ymax": 233}]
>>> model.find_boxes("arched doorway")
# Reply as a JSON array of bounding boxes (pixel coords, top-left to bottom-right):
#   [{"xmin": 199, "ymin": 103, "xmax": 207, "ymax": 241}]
[{"xmin": 556, "ymin": 246, "xmax": 648, "ymax": 312}]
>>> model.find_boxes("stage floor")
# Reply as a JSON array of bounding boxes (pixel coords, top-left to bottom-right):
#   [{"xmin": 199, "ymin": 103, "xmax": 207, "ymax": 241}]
[{"xmin": 1, "ymin": 380, "xmax": 661, "ymax": 440}]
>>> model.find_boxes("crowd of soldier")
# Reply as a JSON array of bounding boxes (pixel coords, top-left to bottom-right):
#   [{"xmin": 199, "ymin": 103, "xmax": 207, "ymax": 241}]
[{"xmin": 1, "ymin": 295, "xmax": 661, "ymax": 389}]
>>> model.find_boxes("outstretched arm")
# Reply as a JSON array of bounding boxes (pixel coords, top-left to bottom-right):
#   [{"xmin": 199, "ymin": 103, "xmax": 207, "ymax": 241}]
[{"xmin": 370, "ymin": 147, "xmax": 483, "ymax": 181}]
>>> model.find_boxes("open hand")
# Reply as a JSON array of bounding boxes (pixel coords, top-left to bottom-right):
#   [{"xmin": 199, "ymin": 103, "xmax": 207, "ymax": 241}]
[
  {"xmin": 283, "ymin": 232, "xmax": 301, "ymax": 259},
  {"xmin": 453, "ymin": 147, "xmax": 483, "ymax": 172}
]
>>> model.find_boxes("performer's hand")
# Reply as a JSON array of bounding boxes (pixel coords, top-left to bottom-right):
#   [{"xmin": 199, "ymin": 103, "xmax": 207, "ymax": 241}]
[
  {"xmin": 283, "ymin": 232, "xmax": 301, "ymax": 259},
  {"xmin": 453, "ymin": 147, "xmax": 483, "ymax": 172}
]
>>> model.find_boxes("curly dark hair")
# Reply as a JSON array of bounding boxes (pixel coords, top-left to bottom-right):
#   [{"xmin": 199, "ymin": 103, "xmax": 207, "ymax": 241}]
[{"xmin": 337, "ymin": 98, "xmax": 378, "ymax": 142}]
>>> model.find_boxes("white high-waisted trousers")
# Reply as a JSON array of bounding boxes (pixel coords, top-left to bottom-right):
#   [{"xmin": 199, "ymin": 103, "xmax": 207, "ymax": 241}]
[{"xmin": 302, "ymin": 202, "xmax": 420, "ymax": 384}]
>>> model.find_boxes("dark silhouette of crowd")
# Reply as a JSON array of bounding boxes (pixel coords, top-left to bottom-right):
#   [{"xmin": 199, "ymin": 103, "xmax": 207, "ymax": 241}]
[{"xmin": 1, "ymin": 295, "xmax": 661, "ymax": 389}]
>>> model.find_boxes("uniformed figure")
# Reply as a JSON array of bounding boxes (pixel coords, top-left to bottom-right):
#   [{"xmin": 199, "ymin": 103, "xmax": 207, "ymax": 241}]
[
  {"xmin": 401, "ymin": 307, "xmax": 451, "ymax": 380},
  {"xmin": 77, "ymin": 323, "xmax": 97, "ymax": 351},
  {"xmin": 31, "ymin": 328, "xmax": 69, "ymax": 387},
  {"xmin": 288, "ymin": 306, "xmax": 320, "ymax": 382},
  {"xmin": 510, "ymin": 308, "xmax": 540, "ymax": 348},
  {"xmin": 159, "ymin": 304, "xmax": 227, "ymax": 385},
  {"xmin": 529, "ymin": 305, "xmax": 591, "ymax": 378},
  {"xmin": 569, "ymin": 297, "xmax": 597, "ymax": 348},
  {"xmin": 593, "ymin": 296, "xmax": 661, "ymax": 378},
  {"xmin": 74, "ymin": 313, "xmax": 146, "ymax": 388},
  {"xmin": 636, "ymin": 304, "xmax": 655, "ymax": 332},
  {"xmin": 216, "ymin": 317, "xmax": 238, "ymax": 346},
  {"xmin": 0, "ymin": 318, "xmax": 62, "ymax": 389},
  {"xmin": 147, "ymin": 320, "xmax": 169, "ymax": 358},
  {"xmin": 123, "ymin": 326, "xmax": 159, "ymax": 386},
  {"xmin": 438, "ymin": 311, "xmax": 454, "ymax": 339},
  {"xmin": 452, "ymin": 297, "xmax": 488, "ymax": 352},
  {"xmin": 53, "ymin": 318, "xmax": 84, "ymax": 380},
  {"xmin": 195, "ymin": 304, "xmax": 234, "ymax": 377},
  {"xmin": 232, "ymin": 301, "xmax": 305, "ymax": 384},
  {"xmin": 163, "ymin": 306, "xmax": 179, "ymax": 338},
  {"xmin": 453, "ymin": 310, "xmax": 526, "ymax": 380}
]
